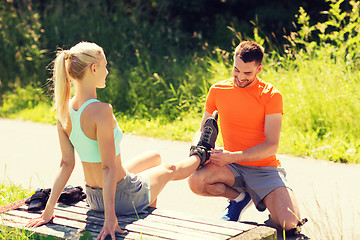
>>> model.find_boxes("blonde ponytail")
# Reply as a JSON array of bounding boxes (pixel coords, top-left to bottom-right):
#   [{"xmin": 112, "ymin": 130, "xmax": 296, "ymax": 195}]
[
  {"xmin": 52, "ymin": 42, "xmax": 103, "ymax": 128},
  {"xmin": 53, "ymin": 51, "xmax": 71, "ymax": 128}
]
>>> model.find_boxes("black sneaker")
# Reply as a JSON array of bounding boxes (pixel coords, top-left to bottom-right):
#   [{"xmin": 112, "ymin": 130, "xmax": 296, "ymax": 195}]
[
  {"xmin": 285, "ymin": 218, "xmax": 308, "ymax": 236},
  {"xmin": 190, "ymin": 111, "xmax": 219, "ymax": 168},
  {"xmin": 197, "ymin": 110, "xmax": 218, "ymax": 150}
]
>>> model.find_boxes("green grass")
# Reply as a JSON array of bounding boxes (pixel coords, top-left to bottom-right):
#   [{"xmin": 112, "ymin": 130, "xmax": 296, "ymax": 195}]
[
  {"xmin": 301, "ymin": 191, "xmax": 360, "ymax": 240},
  {"xmin": 0, "ymin": 181, "xmax": 38, "ymax": 240},
  {"xmin": 0, "ymin": 227, "xmax": 40, "ymax": 240},
  {"xmin": 0, "ymin": 182, "xmax": 32, "ymax": 208},
  {"xmin": 263, "ymin": 56, "xmax": 360, "ymax": 163},
  {"xmin": 0, "ymin": 63, "xmax": 359, "ymax": 164},
  {"xmin": 1, "ymin": 0, "xmax": 360, "ymax": 164},
  {"xmin": 116, "ymin": 113, "xmax": 201, "ymax": 142},
  {"xmin": 3, "ymin": 103, "xmax": 57, "ymax": 125},
  {"xmin": 1, "ymin": 50, "xmax": 360, "ymax": 164}
]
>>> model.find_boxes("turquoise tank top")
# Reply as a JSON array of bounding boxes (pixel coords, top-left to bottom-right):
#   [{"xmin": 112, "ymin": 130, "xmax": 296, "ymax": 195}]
[{"xmin": 69, "ymin": 99, "xmax": 123, "ymax": 163}]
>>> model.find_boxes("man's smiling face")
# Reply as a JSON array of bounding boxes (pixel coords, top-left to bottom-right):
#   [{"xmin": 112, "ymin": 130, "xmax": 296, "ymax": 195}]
[{"xmin": 232, "ymin": 56, "xmax": 263, "ymax": 88}]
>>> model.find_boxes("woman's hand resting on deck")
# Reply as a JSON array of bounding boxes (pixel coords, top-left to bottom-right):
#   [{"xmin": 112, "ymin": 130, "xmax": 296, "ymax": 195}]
[{"xmin": 96, "ymin": 216, "xmax": 127, "ymax": 240}]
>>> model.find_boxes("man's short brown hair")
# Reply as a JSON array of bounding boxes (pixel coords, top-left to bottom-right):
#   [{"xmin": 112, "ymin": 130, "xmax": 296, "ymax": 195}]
[{"xmin": 234, "ymin": 41, "xmax": 264, "ymax": 65}]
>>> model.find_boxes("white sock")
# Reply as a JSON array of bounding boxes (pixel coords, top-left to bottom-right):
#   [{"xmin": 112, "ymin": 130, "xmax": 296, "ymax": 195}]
[{"xmin": 233, "ymin": 192, "xmax": 246, "ymax": 202}]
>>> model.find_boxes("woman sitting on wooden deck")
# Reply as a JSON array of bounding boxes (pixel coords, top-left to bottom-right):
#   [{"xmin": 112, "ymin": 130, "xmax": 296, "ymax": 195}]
[{"xmin": 25, "ymin": 42, "xmax": 211, "ymax": 240}]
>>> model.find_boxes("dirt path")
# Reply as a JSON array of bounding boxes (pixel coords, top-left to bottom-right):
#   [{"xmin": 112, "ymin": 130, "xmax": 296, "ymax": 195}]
[{"xmin": 1, "ymin": 118, "xmax": 359, "ymax": 239}]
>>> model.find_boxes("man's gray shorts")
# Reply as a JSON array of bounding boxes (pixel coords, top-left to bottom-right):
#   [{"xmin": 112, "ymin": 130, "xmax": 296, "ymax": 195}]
[
  {"xmin": 86, "ymin": 171, "xmax": 151, "ymax": 215},
  {"xmin": 227, "ymin": 163, "xmax": 291, "ymax": 211}
]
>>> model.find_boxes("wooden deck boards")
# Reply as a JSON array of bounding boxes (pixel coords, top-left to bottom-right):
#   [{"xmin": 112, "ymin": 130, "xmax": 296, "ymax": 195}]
[{"xmin": 0, "ymin": 199, "xmax": 276, "ymax": 239}]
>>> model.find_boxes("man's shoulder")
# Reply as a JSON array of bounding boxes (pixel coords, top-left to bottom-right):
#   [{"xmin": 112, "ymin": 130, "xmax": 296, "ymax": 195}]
[
  {"xmin": 258, "ymin": 78, "xmax": 281, "ymax": 96},
  {"xmin": 211, "ymin": 78, "xmax": 234, "ymax": 89}
]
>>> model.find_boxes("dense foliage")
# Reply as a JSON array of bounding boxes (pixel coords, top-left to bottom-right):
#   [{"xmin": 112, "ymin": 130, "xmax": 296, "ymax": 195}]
[
  {"xmin": 1, "ymin": 0, "xmax": 360, "ymax": 163},
  {"xmin": 0, "ymin": 0, "xmax": 331, "ymax": 115}
]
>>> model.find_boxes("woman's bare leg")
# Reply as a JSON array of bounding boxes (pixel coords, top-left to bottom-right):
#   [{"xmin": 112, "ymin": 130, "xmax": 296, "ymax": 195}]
[
  {"xmin": 138, "ymin": 156, "xmax": 200, "ymax": 207},
  {"xmin": 124, "ymin": 151, "xmax": 161, "ymax": 174}
]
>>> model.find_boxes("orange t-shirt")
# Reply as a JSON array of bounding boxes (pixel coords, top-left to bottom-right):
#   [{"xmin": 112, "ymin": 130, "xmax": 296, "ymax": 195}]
[{"xmin": 205, "ymin": 78, "xmax": 283, "ymax": 167}]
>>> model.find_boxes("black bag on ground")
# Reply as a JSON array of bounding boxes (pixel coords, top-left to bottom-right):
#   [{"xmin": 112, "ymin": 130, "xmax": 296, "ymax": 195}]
[
  {"xmin": 26, "ymin": 186, "xmax": 86, "ymax": 212},
  {"xmin": 25, "ymin": 188, "xmax": 51, "ymax": 212},
  {"xmin": 58, "ymin": 186, "xmax": 86, "ymax": 205}
]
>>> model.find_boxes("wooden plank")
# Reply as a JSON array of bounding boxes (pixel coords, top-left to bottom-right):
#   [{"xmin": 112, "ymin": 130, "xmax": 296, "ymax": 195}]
[
  {"xmin": 54, "ymin": 205, "xmax": 238, "ymax": 240},
  {"xmin": 142, "ymin": 214, "xmax": 242, "ymax": 237},
  {"xmin": 131, "ymin": 219, "xmax": 230, "ymax": 240},
  {"xmin": 54, "ymin": 204, "xmax": 239, "ymax": 239},
  {"xmin": 75, "ymin": 201, "xmax": 256, "ymax": 236},
  {"xmin": 125, "ymin": 222, "xmax": 202, "ymax": 240},
  {"xmin": 0, "ymin": 197, "xmax": 29, "ymax": 214},
  {"xmin": 230, "ymin": 225, "xmax": 277, "ymax": 240},
  {"xmin": 1, "ymin": 200, "xmax": 276, "ymax": 240},
  {"xmin": 6, "ymin": 205, "xmax": 208, "ymax": 240},
  {"xmin": 18, "ymin": 204, "xmax": 146, "ymax": 226},
  {"xmin": 50, "ymin": 209, "xmax": 179, "ymax": 240},
  {"xmin": 1, "ymin": 213, "xmax": 94, "ymax": 239},
  {"xmin": 54, "ymin": 208, "xmax": 230, "ymax": 240},
  {"xmin": 151, "ymin": 208, "xmax": 256, "ymax": 232},
  {"xmin": 2, "ymin": 210, "xmax": 168, "ymax": 240},
  {"xmin": 62, "ymin": 204, "xmax": 245, "ymax": 239},
  {"xmin": 14, "ymin": 205, "xmax": 180, "ymax": 239}
]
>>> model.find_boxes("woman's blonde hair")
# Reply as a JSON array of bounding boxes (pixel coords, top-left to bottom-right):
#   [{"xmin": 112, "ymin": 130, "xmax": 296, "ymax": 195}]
[{"xmin": 52, "ymin": 42, "xmax": 103, "ymax": 127}]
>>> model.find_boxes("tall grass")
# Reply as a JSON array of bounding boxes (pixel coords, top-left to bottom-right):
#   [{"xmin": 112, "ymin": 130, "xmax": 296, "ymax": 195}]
[
  {"xmin": 1, "ymin": 0, "xmax": 360, "ymax": 164},
  {"xmin": 0, "ymin": 181, "xmax": 32, "ymax": 207},
  {"xmin": 0, "ymin": 1, "xmax": 47, "ymax": 95},
  {"xmin": 273, "ymin": 0, "xmax": 360, "ymax": 163},
  {"xmin": 0, "ymin": 181, "xmax": 37, "ymax": 240},
  {"xmin": 273, "ymin": 57, "xmax": 360, "ymax": 163},
  {"xmin": 301, "ymin": 191, "xmax": 360, "ymax": 240}
]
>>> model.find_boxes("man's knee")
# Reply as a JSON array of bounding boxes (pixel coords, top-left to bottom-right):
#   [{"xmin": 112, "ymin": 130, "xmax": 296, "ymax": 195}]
[
  {"xmin": 204, "ymin": 182, "xmax": 227, "ymax": 196},
  {"xmin": 265, "ymin": 187, "xmax": 301, "ymax": 231},
  {"xmin": 188, "ymin": 171, "xmax": 206, "ymax": 195},
  {"xmin": 188, "ymin": 164, "xmax": 232, "ymax": 196}
]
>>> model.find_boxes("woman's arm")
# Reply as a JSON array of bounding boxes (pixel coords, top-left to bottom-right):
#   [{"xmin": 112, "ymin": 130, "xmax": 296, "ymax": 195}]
[
  {"xmin": 95, "ymin": 104, "xmax": 126, "ymax": 239},
  {"xmin": 26, "ymin": 121, "xmax": 75, "ymax": 227}
]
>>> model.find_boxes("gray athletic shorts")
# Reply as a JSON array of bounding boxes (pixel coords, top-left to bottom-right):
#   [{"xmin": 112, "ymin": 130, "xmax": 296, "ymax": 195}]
[
  {"xmin": 226, "ymin": 163, "xmax": 291, "ymax": 211},
  {"xmin": 86, "ymin": 171, "xmax": 151, "ymax": 215}
]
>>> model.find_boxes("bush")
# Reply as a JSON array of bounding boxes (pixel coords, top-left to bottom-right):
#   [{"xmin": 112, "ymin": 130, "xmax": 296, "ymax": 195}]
[
  {"xmin": 0, "ymin": 1, "xmax": 47, "ymax": 95},
  {"xmin": 0, "ymin": 85, "xmax": 50, "ymax": 117},
  {"xmin": 274, "ymin": 0, "xmax": 360, "ymax": 163}
]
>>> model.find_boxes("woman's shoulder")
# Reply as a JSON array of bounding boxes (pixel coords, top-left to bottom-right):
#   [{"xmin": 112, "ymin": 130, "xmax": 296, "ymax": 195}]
[
  {"xmin": 87, "ymin": 101, "xmax": 114, "ymax": 121},
  {"xmin": 91, "ymin": 101, "xmax": 113, "ymax": 110}
]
